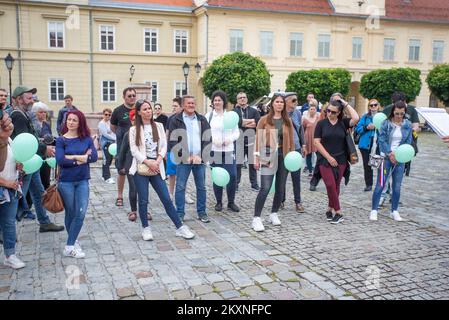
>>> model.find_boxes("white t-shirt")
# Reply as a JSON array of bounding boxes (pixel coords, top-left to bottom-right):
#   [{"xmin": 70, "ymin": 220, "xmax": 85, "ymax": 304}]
[
  {"xmin": 390, "ymin": 123, "xmax": 402, "ymax": 152},
  {"xmin": 205, "ymin": 110, "xmax": 240, "ymax": 153},
  {"xmin": 0, "ymin": 139, "xmax": 18, "ymax": 181},
  {"xmin": 143, "ymin": 124, "xmax": 158, "ymax": 159}
]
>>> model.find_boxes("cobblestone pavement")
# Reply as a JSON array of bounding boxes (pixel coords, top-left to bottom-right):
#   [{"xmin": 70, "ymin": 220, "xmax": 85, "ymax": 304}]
[{"xmin": 0, "ymin": 132, "xmax": 448, "ymax": 300}]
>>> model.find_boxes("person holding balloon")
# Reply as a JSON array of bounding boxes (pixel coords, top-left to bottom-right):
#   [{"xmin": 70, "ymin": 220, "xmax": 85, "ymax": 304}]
[
  {"xmin": 252, "ymin": 93, "xmax": 295, "ymax": 232},
  {"xmin": 56, "ymin": 110, "xmax": 98, "ymax": 258},
  {"xmin": 205, "ymin": 90, "xmax": 240, "ymax": 213},
  {"xmin": 370, "ymin": 101, "xmax": 413, "ymax": 222}
]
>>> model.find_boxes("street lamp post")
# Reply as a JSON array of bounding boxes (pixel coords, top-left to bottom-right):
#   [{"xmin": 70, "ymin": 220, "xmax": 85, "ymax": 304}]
[
  {"xmin": 182, "ymin": 62, "xmax": 190, "ymax": 95},
  {"xmin": 194, "ymin": 62, "xmax": 201, "ymax": 76},
  {"xmin": 4, "ymin": 53, "xmax": 14, "ymax": 103}
]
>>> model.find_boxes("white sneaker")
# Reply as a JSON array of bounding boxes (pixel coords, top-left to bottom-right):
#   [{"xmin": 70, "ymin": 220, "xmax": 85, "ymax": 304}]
[
  {"xmin": 142, "ymin": 226, "xmax": 154, "ymax": 241},
  {"xmin": 75, "ymin": 240, "xmax": 84, "ymax": 253},
  {"xmin": 252, "ymin": 217, "xmax": 265, "ymax": 232},
  {"xmin": 105, "ymin": 178, "xmax": 115, "ymax": 184},
  {"xmin": 390, "ymin": 211, "xmax": 403, "ymax": 222},
  {"xmin": 4, "ymin": 254, "xmax": 26, "ymax": 269},
  {"xmin": 175, "ymin": 225, "xmax": 195, "ymax": 239},
  {"xmin": 63, "ymin": 246, "xmax": 86, "ymax": 259},
  {"xmin": 269, "ymin": 212, "xmax": 281, "ymax": 226},
  {"xmin": 370, "ymin": 210, "xmax": 378, "ymax": 221},
  {"xmin": 185, "ymin": 195, "xmax": 194, "ymax": 204}
]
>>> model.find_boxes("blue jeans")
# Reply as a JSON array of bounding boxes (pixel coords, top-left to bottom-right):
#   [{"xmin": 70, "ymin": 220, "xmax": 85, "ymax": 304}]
[
  {"xmin": 175, "ymin": 163, "xmax": 207, "ymax": 220},
  {"xmin": 210, "ymin": 152, "xmax": 237, "ymax": 205},
  {"xmin": 58, "ymin": 180, "xmax": 89, "ymax": 246},
  {"xmin": 133, "ymin": 173, "xmax": 182, "ymax": 229},
  {"xmin": 0, "ymin": 190, "xmax": 19, "ymax": 256},
  {"xmin": 306, "ymin": 153, "xmax": 314, "ymax": 173},
  {"xmin": 21, "ymin": 172, "xmax": 51, "ymax": 225},
  {"xmin": 372, "ymin": 159, "xmax": 405, "ymax": 212}
]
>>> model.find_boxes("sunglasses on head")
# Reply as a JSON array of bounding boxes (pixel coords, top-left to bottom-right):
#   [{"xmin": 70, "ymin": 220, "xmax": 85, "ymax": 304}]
[
  {"xmin": 369, "ymin": 103, "xmax": 378, "ymax": 107},
  {"xmin": 326, "ymin": 109, "xmax": 339, "ymax": 115}
]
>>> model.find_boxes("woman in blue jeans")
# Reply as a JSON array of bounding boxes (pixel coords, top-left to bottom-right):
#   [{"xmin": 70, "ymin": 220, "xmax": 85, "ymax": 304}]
[
  {"xmin": 56, "ymin": 110, "xmax": 98, "ymax": 258},
  {"xmin": 0, "ymin": 131, "xmax": 25, "ymax": 269},
  {"xmin": 370, "ymin": 101, "xmax": 412, "ymax": 222},
  {"xmin": 205, "ymin": 90, "xmax": 240, "ymax": 212},
  {"xmin": 129, "ymin": 99, "xmax": 195, "ymax": 241}
]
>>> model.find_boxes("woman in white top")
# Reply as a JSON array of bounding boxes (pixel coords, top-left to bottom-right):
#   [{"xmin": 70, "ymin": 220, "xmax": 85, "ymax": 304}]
[
  {"xmin": 0, "ymin": 133, "xmax": 25, "ymax": 269},
  {"xmin": 205, "ymin": 90, "xmax": 240, "ymax": 212},
  {"xmin": 98, "ymin": 108, "xmax": 116, "ymax": 184},
  {"xmin": 129, "ymin": 99, "xmax": 195, "ymax": 241}
]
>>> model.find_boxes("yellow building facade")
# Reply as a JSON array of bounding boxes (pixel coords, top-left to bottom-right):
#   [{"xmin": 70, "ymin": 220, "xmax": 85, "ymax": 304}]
[{"xmin": 1, "ymin": 0, "xmax": 448, "ymax": 115}]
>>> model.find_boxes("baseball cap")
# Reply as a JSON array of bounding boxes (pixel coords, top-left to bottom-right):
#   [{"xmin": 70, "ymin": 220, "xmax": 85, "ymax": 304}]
[{"xmin": 12, "ymin": 86, "xmax": 37, "ymax": 98}]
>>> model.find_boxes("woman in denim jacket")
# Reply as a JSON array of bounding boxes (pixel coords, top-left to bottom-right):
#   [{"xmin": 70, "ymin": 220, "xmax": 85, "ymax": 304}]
[
  {"xmin": 370, "ymin": 101, "xmax": 412, "ymax": 222},
  {"xmin": 355, "ymin": 99, "xmax": 380, "ymax": 191}
]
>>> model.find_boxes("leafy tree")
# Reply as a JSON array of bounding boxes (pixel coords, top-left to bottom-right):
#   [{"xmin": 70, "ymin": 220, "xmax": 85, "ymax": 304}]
[
  {"xmin": 202, "ymin": 52, "xmax": 271, "ymax": 105},
  {"xmin": 285, "ymin": 68, "xmax": 352, "ymax": 105},
  {"xmin": 359, "ymin": 68, "xmax": 422, "ymax": 107},
  {"xmin": 426, "ymin": 64, "xmax": 449, "ymax": 107}
]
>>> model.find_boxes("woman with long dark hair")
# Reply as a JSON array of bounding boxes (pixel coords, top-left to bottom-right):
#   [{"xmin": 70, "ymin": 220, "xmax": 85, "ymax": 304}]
[
  {"xmin": 314, "ymin": 93, "xmax": 359, "ymax": 224},
  {"xmin": 129, "ymin": 99, "xmax": 195, "ymax": 241},
  {"xmin": 252, "ymin": 93, "xmax": 295, "ymax": 232},
  {"xmin": 370, "ymin": 101, "xmax": 412, "ymax": 222},
  {"xmin": 56, "ymin": 110, "xmax": 98, "ymax": 258}
]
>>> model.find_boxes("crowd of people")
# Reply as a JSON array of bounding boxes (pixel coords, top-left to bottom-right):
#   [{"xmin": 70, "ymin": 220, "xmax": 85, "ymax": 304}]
[{"xmin": 0, "ymin": 84, "xmax": 448, "ymax": 270}]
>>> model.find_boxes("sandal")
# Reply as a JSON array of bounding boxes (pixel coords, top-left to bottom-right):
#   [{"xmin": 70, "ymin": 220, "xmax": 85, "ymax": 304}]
[
  {"xmin": 128, "ymin": 212, "xmax": 137, "ymax": 222},
  {"xmin": 115, "ymin": 198, "xmax": 124, "ymax": 207}
]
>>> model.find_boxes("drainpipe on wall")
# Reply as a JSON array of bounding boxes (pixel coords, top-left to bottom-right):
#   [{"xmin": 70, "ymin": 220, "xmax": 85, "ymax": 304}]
[
  {"xmin": 204, "ymin": 10, "xmax": 209, "ymax": 113},
  {"xmin": 89, "ymin": 9, "xmax": 94, "ymax": 112},
  {"xmin": 15, "ymin": 1, "xmax": 23, "ymax": 85}
]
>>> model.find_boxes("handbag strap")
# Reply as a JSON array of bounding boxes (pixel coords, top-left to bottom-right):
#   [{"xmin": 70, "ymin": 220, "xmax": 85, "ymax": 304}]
[{"xmin": 370, "ymin": 131, "xmax": 378, "ymax": 156}]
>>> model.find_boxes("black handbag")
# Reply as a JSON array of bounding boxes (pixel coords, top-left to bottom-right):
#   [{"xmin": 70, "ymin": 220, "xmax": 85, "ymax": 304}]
[{"xmin": 341, "ymin": 122, "xmax": 358, "ymax": 164}]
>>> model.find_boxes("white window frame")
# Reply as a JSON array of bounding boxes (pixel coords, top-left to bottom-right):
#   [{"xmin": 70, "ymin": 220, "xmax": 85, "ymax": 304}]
[
  {"xmin": 260, "ymin": 31, "xmax": 274, "ymax": 57},
  {"xmin": 408, "ymin": 39, "xmax": 421, "ymax": 62},
  {"xmin": 432, "ymin": 40, "xmax": 444, "ymax": 63},
  {"xmin": 383, "ymin": 38, "xmax": 396, "ymax": 61},
  {"xmin": 99, "ymin": 25, "xmax": 115, "ymax": 51},
  {"xmin": 144, "ymin": 28, "xmax": 159, "ymax": 53},
  {"xmin": 174, "ymin": 29, "xmax": 189, "ymax": 54},
  {"xmin": 289, "ymin": 32, "xmax": 303, "ymax": 57},
  {"xmin": 148, "ymin": 81, "xmax": 159, "ymax": 102},
  {"xmin": 229, "ymin": 29, "xmax": 244, "ymax": 53},
  {"xmin": 352, "ymin": 37, "xmax": 363, "ymax": 60},
  {"xmin": 48, "ymin": 21, "xmax": 65, "ymax": 49},
  {"xmin": 317, "ymin": 34, "xmax": 331, "ymax": 58},
  {"xmin": 174, "ymin": 81, "xmax": 185, "ymax": 98},
  {"xmin": 101, "ymin": 80, "xmax": 116, "ymax": 103},
  {"xmin": 48, "ymin": 78, "xmax": 65, "ymax": 102}
]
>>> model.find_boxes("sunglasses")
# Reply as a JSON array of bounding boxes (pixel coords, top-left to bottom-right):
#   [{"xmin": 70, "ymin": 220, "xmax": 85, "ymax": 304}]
[
  {"xmin": 238, "ymin": 97, "xmax": 247, "ymax": 100},
  {"xmin": 369, "ymin": 103, "xmax": 378, "ymax": 107},
  {"xmin": 326, "ymin": 109, "xmax": 339, "ymax": 115},
  {"xmin": 126, "ymin": 94, "xmax": 136, "ymax": 98},
  {"xmin": 155, "ymin": 108, "xmax": 161, "ymax": 110},
  {"xmin": 104, "ymin": 113, "xmax": 111, "ymax": 116},
  {"xmin": 0, "ymin": 94, "xmax": 7, "ymax": 97},
  {"xmin": 394, "ymin": 112, "xmax": 405, "ymax": 116}
]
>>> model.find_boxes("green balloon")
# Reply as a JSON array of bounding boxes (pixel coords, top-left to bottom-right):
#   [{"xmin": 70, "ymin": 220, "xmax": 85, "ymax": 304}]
[
  {"xmin": 23, "ymin": 154, "xmax": 43, "ymax": 174},
  {"xmin": 108, "ymin": 143, "xmax": 117, "ymax": 156},
  {"xmin": 223, "ymin": 111, "xmax": 239, "ymax": 130},
  {"xmin": 12, "ymin": 133, "xmax": 38, "ymax": 162},
  {"xmin": 211, "ymin": 167, "xmax": 230, "ymax": 187},
  {"xmin": 46, "ymin": 157, "xmax": 57, "ymax": 168},
  {"xmin": 284, "ymin": 151, "xmax": 304, "ymax": 172},
  {"xmin": 373, "ymin": 113, "xmax": 387, "ymax": 130},
  {"xmin": 394, "ymin": 144, "xmax": 415, "ymax": 163},
  {"xmin": 269, "ymin": 176, "xmax": 276, "ymax": 194}
]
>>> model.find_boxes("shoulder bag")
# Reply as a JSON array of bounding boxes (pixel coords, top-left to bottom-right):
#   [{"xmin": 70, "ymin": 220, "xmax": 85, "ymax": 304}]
[
  {"xmin": 341, "ymin": 121, "xmax": 358, "ymax": 165},
  {"xmin": 368, "ymin": 131, "xmax": 384, "ymax": 169},
  {"xmin": 42, "ymin": 167, "xmax": 64, "ymax": 213}
]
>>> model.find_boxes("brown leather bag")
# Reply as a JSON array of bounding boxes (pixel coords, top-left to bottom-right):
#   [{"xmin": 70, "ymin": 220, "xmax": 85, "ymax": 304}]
[{"xmin": 42, "ymin": 167, "xmax": 64, "ymax": 213}]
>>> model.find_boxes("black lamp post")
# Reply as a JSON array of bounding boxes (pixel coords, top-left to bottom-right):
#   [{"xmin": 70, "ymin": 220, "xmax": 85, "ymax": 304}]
[
  {"xmin": 4, "ymin": 53, "xmax": 14, "ymax": 103},
  {"xmin": 194, "ymin": 62, "xmax": 201, "ymax": 75},
  {"xmin": 129, "ymin": 65, "xmax": 135, "ymax": 83},
  {"xmin": 182, "ymin": 62, "xmax": 190, "ymax": 95}
]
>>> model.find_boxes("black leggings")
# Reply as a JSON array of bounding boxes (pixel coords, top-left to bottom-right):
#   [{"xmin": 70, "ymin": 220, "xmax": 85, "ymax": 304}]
[
  {"xmin": 254, "ymin": 154, "xmax": 289, "ymax": 217},
  {"xmin": 360, "ymin": 148, "xmax": 373, "ymax": 187},
  {"xmin": 127, "ymin": 173, "xmax": 137, "ymax": 212}
]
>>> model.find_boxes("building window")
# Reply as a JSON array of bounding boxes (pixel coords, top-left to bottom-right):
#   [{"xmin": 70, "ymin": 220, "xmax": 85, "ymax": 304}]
[
  {"xmin": 317, "ymin": 34, "xmax": 330, "ymax": 58},
  {"xmin": 48, "ymin": 21, "xmax": 64, "ymax": 48},
  {"xmin": 290, "ymin": 32, "xmax": 303, "ymax": 57},
  {"xmin": 150, "ymin": 81, "xmax": 158, "ymax": 102},
  {"xmin": 102, "ymin": 81, "xmax": 116, "ymax": 102},
  {"xmin": 409, "ymin": 39, "xmax": 421, "ymax": 61},
  {"xmin": 174, "ymin": 81, "xmax": 185, "ymax": 97},
  {"xmin": 229, "ymin": 29, "xmax": 243, "ymax": 53},
  {"xmin": 260, "ymin": 31, "xmax": 274, "ymax": 56},
  {"xmin": 352, "ymin": 37, "xmax": 363, "ymax": 59},
  {"xmin": 100, "ymin": 25, "xmax": 114, "ymax": 51},
  {"xmin": 383, "ymin": 38, "xmax": 395, "ymax": 61},
  {"xmin": 174, "ymin": 30, "xmax": 188, "ymax": 54},
  {"xmin": 432, "ymin": 40, "xmax": 444, "ymax": 63},
  {"xmin": 144, "ymin": 28, "xmax": 158, "ymax": 53},
  {"xmin": 49, "ymin": 79, "xmax": 65, "ymax": 101}
]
